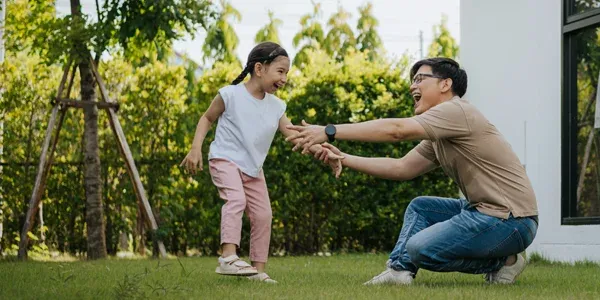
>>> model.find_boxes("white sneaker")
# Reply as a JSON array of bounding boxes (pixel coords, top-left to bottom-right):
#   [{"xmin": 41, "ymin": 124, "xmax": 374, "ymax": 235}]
[
  {"xmin": 364, "ymin": 268, "xmax": 414, "ymax": 285},
  {"xmin": 215, "ymin": 255, "xmax": 258, "ymax": 276},
  {"xmin": 485, "ymin": 253, "xmax": 526, "ymax": 284},
  {"xmin": 247, "ymin": 272, "xmax": 277, "ymax": 284}
]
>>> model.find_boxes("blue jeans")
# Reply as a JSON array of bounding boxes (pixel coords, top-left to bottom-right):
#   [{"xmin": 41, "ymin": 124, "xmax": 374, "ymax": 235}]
[{"xmin": 388, "ymin": 196, "xmax": 538, "ymax": 275}]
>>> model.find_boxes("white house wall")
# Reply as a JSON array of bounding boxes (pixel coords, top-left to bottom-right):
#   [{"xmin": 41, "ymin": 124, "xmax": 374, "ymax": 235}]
[{"xmin": 461, "ymin": 0, "xmax": 600, "ymax": 262}]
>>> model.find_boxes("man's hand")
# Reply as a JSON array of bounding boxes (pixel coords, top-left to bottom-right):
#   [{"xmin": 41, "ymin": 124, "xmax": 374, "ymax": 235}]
[{"xmin": 285, "ymin": 120, "xmax": 327, "ymax": 154}]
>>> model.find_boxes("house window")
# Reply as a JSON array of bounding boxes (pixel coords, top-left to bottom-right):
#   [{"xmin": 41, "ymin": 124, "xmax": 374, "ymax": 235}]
[
  {"xmin": 568, "ymin": 0, "xmax": 600, "ymax": 17},
  {"xmin": 563, "ymin": 0, "xmax": 600, "ymax": 224}
]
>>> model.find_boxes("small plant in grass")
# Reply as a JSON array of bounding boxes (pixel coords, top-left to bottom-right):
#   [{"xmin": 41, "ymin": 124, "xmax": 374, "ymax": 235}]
[
  {"xmin": 49, "ymin": 264, "xmax": 75, "ymax": 285},
  {"xmin": 113, "ymin": 258, "xmax": 196, "ymax": 298},
  {"xmin": 528, "ymin": 252, "xmax": 552, "ymax": 265}
]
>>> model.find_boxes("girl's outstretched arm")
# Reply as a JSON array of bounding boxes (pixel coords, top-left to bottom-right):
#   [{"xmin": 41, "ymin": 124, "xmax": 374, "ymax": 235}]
[{"xmin": 180, "ymin": 94, "xmax": 225, "ymax": 174}]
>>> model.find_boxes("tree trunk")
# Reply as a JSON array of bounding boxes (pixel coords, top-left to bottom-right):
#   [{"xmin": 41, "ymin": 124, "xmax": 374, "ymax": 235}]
[
  {"xmin": 0, "ymin": 0, "xmax": 6, "ymax": 255},
  {"xmin": 103, "ymin": 164, "xmax": 115, "ymax": 255},
  {"xmin": 68, "ymin": 210, "xmax": 77, "ymax": 255},
  {"xmin": 39, "ymin": 202, "xmax": 45, "ymax": 243},
  {"xmin": 119, "ymin": 232, "xmax": 129, "ymax": 252},
  {"xmin": 135, "ymin": 207, "xmax": 146, "ymax": 255},
  {"xmin": 71, "ymin": 0, "xmax": 107, "ymax": 259},
  {"xmin": 309, "ymin": 200, "xmax": 315, "ymax": 253},
  {"xmin": 577, "ymin": 128, "xmax": 595, "ymax": 205},
  {"xmin": 79, "ymin": 59, "xmax": 107, "ymax": 259},
  {"xmin": 593, "ymin": 136, "xmax": 600, "ymax": 217},
  {"xmin": 105, "ymin": 201, "xmax": 114, "ymax": 255}
]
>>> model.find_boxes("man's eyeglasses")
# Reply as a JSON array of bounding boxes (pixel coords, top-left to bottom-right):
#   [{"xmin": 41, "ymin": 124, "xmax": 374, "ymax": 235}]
[{"xmin": 412, "ymin": 73, "xmax": 445, "ymax": 85}]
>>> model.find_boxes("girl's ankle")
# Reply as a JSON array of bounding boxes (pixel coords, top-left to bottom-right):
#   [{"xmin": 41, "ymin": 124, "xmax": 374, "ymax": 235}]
[{"xmin": 221, "ymin": 253, "xmax": 237, "ymax": 258}]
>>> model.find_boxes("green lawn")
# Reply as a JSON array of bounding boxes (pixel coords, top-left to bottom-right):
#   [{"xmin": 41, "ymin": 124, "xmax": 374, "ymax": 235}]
[{"xmin": 1, "ymin": 254, "xmax": 599, "ymax": 299}]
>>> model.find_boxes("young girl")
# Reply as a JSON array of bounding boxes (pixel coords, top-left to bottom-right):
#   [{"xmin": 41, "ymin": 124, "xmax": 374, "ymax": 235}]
[{"xmin": 181, "ymin": 42, "xmax": 342, "ymax": 283}]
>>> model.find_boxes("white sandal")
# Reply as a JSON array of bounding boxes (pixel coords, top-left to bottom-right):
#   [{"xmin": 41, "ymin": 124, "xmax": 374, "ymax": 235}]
[
  {"xmin": 215, "ymin": 255, "xmax": 258, "ymax": 276},
  {"xmin": 247, "ymin": 272, "xmax": 278, "ymax": 284}
]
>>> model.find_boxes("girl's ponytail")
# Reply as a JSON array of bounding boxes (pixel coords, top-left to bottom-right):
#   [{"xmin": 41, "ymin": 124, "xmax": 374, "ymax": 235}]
[{"xmin": 231, "ymin": 65, "xmax": 250, "ymax": 85}]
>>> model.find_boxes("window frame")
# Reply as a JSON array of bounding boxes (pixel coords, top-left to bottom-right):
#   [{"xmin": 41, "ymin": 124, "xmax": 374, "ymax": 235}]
[
  {"xmin": 565, "ymin": 0, "xmax": 600, "ymax": 20},
  {"xmin": 562, "ymin": 0, "xmax": 600, "ymax": 225}
]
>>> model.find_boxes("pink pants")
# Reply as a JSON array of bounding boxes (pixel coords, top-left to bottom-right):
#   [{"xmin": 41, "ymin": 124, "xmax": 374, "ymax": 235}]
[{"xmin": 208, "ymin": 159, "xmax": 272, "ymax": 263}]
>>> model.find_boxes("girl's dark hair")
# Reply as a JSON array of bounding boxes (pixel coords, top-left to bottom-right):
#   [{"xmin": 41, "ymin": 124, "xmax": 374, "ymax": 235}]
[{"xmin": 231, "ymin": 42, "xmax": 289, "ymax": 85}]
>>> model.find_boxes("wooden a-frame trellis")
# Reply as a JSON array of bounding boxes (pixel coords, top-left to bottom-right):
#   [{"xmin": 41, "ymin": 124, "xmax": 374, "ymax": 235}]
[{"xmin": 17, "ymin": 58, "xmax": 167, "ymax": 259}]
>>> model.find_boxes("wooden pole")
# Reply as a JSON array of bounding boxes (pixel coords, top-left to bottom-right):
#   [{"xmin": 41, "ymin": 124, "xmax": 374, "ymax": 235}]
[
  {"xmin": 18, "ymin": 62, "xmax": 72, "ymax": 259},
  {"xmin": 66, "ymin": 64, "xmax": 77, "ymax": 99},
  {"xmin": 19, "ymin": 58, "xmax": 168, "ymax": 259},
  {"xmin": 89, "ymin": 58, "xmax": 167, "ymax": 258},
  {"xmin": 56, "ymin": 98, "xmax": 119, "ymax": 110}
]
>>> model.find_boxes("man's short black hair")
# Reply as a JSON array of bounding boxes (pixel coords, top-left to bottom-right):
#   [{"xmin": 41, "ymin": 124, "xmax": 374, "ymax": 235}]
[{"xmin": 410, "ymin": 57, "xmax": 468, "ymax": 97}]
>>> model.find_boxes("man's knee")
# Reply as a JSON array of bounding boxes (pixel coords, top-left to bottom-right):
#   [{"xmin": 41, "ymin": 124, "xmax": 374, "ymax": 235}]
[
  {"xmin": 406, "ymin": 236, "xmax": 437, "ymax": 268},
  {"xmin": 406, "ymin": 196, "xmax": 430, "ymax": 213}
]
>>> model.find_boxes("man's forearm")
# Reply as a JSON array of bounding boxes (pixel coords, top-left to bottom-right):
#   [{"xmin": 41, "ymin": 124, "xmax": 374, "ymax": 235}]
[
  {"xmin": 335, "ymin": 119, "xmax": 405, "ymax": 142},
  {"xmin": 341, "ymin": 154, "xmax": 403, "ymax": 180}
]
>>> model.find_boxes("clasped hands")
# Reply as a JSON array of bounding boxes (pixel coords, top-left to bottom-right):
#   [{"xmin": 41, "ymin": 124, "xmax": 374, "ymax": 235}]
[{"xmin": 286, "ymin": 120, "xmax": 345, "ymax": 178}]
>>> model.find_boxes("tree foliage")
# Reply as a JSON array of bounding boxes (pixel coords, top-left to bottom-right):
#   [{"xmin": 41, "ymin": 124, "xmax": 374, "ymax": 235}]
[
  {"xmin": 255, "ymin": 10, "xmax": 282, "ymax": 44},
  {"xmin": 427, "ymin": 15, "xmax": 459, "ymax": 60},
  {"xmin": 0, "ymin": 2, "xmax": 461, "ymax": 257},
  {"xmin": 6, "ymin": 0, "xmax": 214, "ymax": 64},
  {"xmin": 356, "ymin": 2, "xmax": 382, "ymax": 60},
  {"xmin": 292, "ymin": 1, "xmax": 325, "ymax": 67},
  {"xmin": 323, "ymin": 5, "xmax": 355, "ymax": 60},
  {"xmin": 201, "ymin": 0, "xmax": 241, "ymax": 65}
]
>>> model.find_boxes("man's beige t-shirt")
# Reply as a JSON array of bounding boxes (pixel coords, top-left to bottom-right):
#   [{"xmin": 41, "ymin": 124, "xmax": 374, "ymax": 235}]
[{"xmin": 412, "ymin": 96, "xmax": 538, "ymax": 219}]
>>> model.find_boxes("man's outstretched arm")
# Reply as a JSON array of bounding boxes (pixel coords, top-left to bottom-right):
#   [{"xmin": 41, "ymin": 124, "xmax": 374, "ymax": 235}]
[
  {"xmin": 286, "ymin": 118, "xmax": 428, "ymax": 153},
  {"xmin": 321, "ymin": 143, "xmax": 437, "ymax": 181}
]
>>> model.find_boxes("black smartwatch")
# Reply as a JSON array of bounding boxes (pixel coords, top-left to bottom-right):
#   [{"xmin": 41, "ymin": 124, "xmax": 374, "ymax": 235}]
[{"xmin": 325, "ymin": 124, "xmax": 336, "ymax": 142}]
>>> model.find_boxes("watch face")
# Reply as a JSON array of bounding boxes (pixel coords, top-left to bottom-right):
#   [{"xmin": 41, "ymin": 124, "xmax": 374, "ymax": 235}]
[{"xmin": 325, "ymin": 125, "xmax": 336, "ymax": 136}]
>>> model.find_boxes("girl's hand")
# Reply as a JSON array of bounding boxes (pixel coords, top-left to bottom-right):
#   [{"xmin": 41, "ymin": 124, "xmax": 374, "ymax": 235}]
[
  {"xmin": 327, "ymin": 153, "xmax": 343, "ymax": 178},
  {"xmin": 312, "ymin": 143, "xmax": 344, "ymax": 178},
  {"xmin": 318, "ymin": 143, "xmax": 343, "ymax": 162},
  {"xmin": 180, "ymin": 149, "xmax": 203, "ymax": 175}
]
